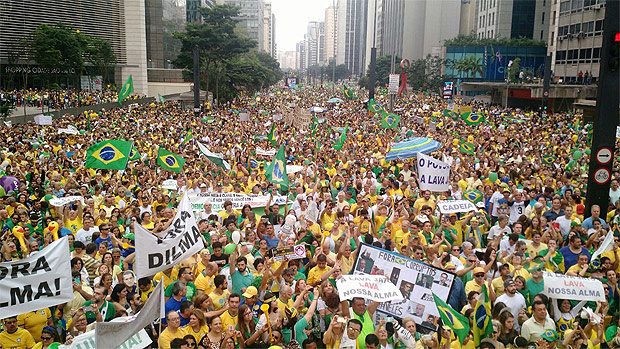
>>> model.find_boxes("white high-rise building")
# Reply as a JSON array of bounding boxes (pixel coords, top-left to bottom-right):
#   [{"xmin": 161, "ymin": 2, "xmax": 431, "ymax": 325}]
[
  {"xmin": 325, "ymin": 4, "xmax": 338, "ymax": 63},
  {"xmin": 263, "ymin": 3, "xmax": 276, "ymax": 57},
  {"xmin": 475, "ymin": 0, "xmax": 550, "ymax": 41},
  {"xmin": 217, "ymin": 0, "xmax": 265, "ymax": 50}
]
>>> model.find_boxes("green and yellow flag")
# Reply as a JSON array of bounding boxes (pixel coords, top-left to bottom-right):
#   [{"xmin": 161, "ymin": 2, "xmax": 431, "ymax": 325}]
[
  {"xmin": 343, "ymin": 86, "xmax": 357, "ymax": 100},
  {"xmin": 473, "ymin": 284, "xmax": 494, "ymax": 346},
  {"xmin": 265, "ymin": 145, "xmax": 290, "ymax": 188},
  {"xmin": 368, "ymin": 99, "xmax": 385, "ymax": 114},
  {"xmin": 181, "ymin": 129, "xmax": 193, "ymax": 145},
  {"xmin": 129, "ymin": 147, "xmax": 141, "ymax": 161},
  {"xmin": 118, "ymin": 75, "xmax": 134, "ymax": 105},
  {"xmin": 462, "ymin": 112, "xmax": 484, "ymax": 126},
  {"xmin": 381, "ymin": 113, "xmax": 401, "ymax": 129},
  {"xmin": 332, "ymin": 126, "xmax": 348, "ymax": 151},
  {"xmin": 542, "ymin": 154, "xmax": 556, "ymax": 164},
  {"xmin": 463, "ymin": 189, "xmax": 483, "ymax": 204},
  {"xmin": 460, "ymin": 142, "xmax": 475, "ymax": 155},
  {"xmin": 443, "ymin": 109, "xmax": 460, "ymax": 120},
  {"xmin": 432, "ymin": 293, "xmax": 470, "ymax": 344},
  {"xmin": 85, "ymin": 140, "xmax": 132, "ymax": 170},
  {"xmin": 157, "ymin": 148, "xmax": 185, "ymax": 173},
  {"xmin": 268, "ymin": 124, "xmax": 277, "ymax": 147}
]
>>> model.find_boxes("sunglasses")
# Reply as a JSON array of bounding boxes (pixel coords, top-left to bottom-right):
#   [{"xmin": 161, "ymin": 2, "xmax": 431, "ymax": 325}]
[
  {"xmin": 41, "ymin": 336, "xmax": 53, "ymax": 341},
  {"xmin": 475, "ymin": 274, "xmax": 485, "ymax": 277}
]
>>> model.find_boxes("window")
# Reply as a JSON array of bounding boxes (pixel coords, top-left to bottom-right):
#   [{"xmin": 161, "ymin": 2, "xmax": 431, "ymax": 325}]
[
  {"xmin": 595, "ymin": 20, "xmax": 603, "ymax": 32},
  {"xmin": 541, "ymin": 30, "xmax": 544, "ymax": 40},
  {"xmin": 593, "ymin": 47, "xmax": 601, "ymax": 58},
  {"xmin": 551, "ymin": 31, "xmax": 555, "ymax": 45},
  {"xmin": 542, "ymin": 12, "xmax": 545, "ymax": 24},
  {"xmin": 560, "ymin": 0, "xmax": 571, "ymax": 12},
  {"xmin": 556, "ymin": 50, "xmax": 566, "ymax": 63},
  {"xmin": 552, "ymin": 11, "xmax": 556, "ymax": 25}
]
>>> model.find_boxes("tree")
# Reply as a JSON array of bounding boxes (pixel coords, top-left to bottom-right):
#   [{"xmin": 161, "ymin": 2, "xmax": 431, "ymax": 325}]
[
  {"xmin": 448, "ymin": 55, "xmax": 484, "ymax": 79},
  {"xmin": 83, "ymin": 36, "xmax": 116, "ymax": 84},
  {"xmin": 506, "ymin": 57, "xmax": 521, "ymax": 83},
  {"xmin": 361, "ymin": 55, "xmax": 400, "ymax": 90},
  {"xmin": 444, "ymin": 33, "xmax": 546, "ymax": 47},
  {"xmin": 0, "ymin": 102, "xmax": 15, "ymax": 121},
  {"xmin": 324, "ymin": 61, "xmax": 351, "ymax": 81},
  {"xmin": 31, "ymin": 23, "xmax": 84, "ymax": 84},
  {"xmin": 174, "ymin": 5, "xmax": 256, "ymax": 95}
]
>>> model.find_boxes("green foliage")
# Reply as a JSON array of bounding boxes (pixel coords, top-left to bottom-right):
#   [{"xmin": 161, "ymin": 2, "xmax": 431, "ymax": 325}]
[
  {"xmin": 444, "ymin": 33, "xmax": 546, "ymax": 47},
  {"xmin": 362, "ymin": 54, "xmax": 445, "ymax": 93},
  {"xmin": 448, "ymin": 55, "xmax": 484, "ymax": 79},
  {"xmin": 324, "ymin": 61, "xmax": 351, "ymax": 81},
  {"xmin": 0, "ymin": 102, "xmax": 16, "ymax": 121},
  {"xmin": 173, "ymin": 4, "xmax": 281, "ymax": 101}
]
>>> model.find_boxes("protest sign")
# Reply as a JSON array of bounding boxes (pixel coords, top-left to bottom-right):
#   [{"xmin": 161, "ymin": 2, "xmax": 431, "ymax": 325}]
[
  {"xmin": 49, "ymin": 196, "xmax": 85, "ymax": 207},
  {"xmin": 34, "ymin": 114, "xmax": 53, "ymax": 125},
  {"xmin": 62, "ymin": 328, "xmax": 151, "ymax": 349},
  {"xmin": 0, "ymin": 237, "xmax": 72, "ymax": 318},
  {"xmin": 239, "ymin": 112, "xmax": 250, "ymax": 121},
  {"xmin": 351, "ymin": 243, "xmax": 455, "ymax": 332},
  {"xmin": 416, "ymin": 152, "xmax": 450, "ymax": 192},
  {"xmin": 256, "ymin": 147, "xmax": 276, "ymax": 156},
  {"xmin": 305, "ymin": 202, "xmax": 320, "ymax": 223},
  {"xmin": 187, "ymin": 192, "xmax": 287, "ymax": 212},
  {"xmin": 95, "ymin": 281, "xmax": 164, "ymax": 348},
  {"xmin": 135, "ymin": 194, "xmax": 203, "ymax": 278},
  {"xmin": 437, "ymin": 200, "xmax": 476, "ymax": 214},
  {"xmin": 542, "ymin": 271, "xmax": 605, "ymax": 301},
  {"xmin": 162, "ymin": 179, "xmax": 178, "ymax": 190},
  {"xmin": 272, "ymin": 244, "xmax": 307, "ymax": 262},
  {"xmin": 337, "ymin": 275, "xmax": 404, "ymax": 303},
  {"xmin": 58, "ymin": 128, "xmax": 79, "ymax": 135}
]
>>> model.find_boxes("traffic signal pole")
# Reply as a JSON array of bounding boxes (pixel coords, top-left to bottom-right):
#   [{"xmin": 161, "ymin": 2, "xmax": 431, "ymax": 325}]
[{"xmin": 585, "ymin": 0, "xmax": 620, "ymax": 218}]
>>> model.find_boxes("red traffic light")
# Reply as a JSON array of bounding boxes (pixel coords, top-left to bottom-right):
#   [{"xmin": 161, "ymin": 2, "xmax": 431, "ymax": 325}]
[{"xmin": 615, "ymin": 32, "xmax": 620, "ymax": 42}]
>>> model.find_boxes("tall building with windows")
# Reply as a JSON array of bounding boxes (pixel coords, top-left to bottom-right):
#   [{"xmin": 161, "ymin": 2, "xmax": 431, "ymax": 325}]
[
  {"xmin": 325, "ymin": 4, "xmax": 338, "ymax": 63},
  {"xmin": 217, "ymin": 0, "xmax": 265, "ymax": 50},
  {"xmin": 186, "ymin": 0, "xmax": 215, "ymax": 22},
  {"xmin": 337, "ymin": 0, "xmax": 368, "ymax": 76},
  {"xmin": 475, "ymin": 0, "xmax": 550, "ymax": 41},
  {"xmin": 263, "ymin": 3, "xmax": 276, "ymax": 58},
  {"xmin": 305, "ymin": 21, "xmax": 326, "ymax": 67},
  {"xmin": 296, "ymin": 41, "xmax": 306, "ymax": 70},
  {"xmin": 547, "ymin": 0, "xmax": 606, "ymax": 83}
]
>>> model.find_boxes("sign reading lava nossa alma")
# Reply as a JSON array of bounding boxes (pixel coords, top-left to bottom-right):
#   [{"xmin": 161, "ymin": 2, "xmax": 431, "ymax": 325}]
[
  {"xmin": 336, "ymin": 275, "xmax": 404, "ymax": 302},
  {"xmin": 134, "ymin": 193, "xmax": 203, "ymax": 278},
  {"xmin": 542, "ymin": 271, "xmax": 606, "ymax": 302}
]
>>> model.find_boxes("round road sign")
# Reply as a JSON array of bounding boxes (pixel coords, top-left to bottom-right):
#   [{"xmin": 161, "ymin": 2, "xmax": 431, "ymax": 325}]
[
  {"xmin": 595, "ymin": 147, "xmax": 613, "ymax": 165},
  {"xmin": 594, "ymin": 167, "xmax": 611, "ymax": 185},
  {"xmin": 543, "ymin": 91, "xmax": 549, "ymax": 97}
]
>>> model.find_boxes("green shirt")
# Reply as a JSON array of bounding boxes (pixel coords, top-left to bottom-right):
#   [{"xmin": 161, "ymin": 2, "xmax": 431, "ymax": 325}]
[
  {"xmin": 164, "ymin": 281, "xmax": 197, "ymax": 301},
  {"xmin": 525, "ymin": 278, "xmax": 544, "ymax": 305},
  {"xmin": 83, "ymin": 300, "xmax": 116, "ymax": 323}
]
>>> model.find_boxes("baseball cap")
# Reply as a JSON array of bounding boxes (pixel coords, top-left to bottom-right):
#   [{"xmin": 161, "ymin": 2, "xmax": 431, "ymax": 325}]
[
  {"xmin": 473, "ymin": 267, "xmax": 485, "ymax": 275},
  {"xmin": 541, "ymin": 329, "xmax": 558, "ymax": 342},
  {"xmin": 200, "ymin": 183, "xmax": 207, "ymax": 188},
  {"xmin": 243, "ymin": 286, "xmax": 258, "ymax": 298},
  {"xmin": 576, "ymin": 204, "xmax": 585, "ymax": 214},
  {"xmin": 122, "ymin": 233, "xmax": 135, "ymax": 241},
  {"xmin": 503, "ymin": 279, "xmax": 515, "ymax": 288}
]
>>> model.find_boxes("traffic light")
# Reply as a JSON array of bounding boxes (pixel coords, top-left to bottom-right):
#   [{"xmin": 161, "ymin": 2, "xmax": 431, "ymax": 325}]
[{"xmin": 611, "ymin": 32, "xmax": 619, "ymax": 72}]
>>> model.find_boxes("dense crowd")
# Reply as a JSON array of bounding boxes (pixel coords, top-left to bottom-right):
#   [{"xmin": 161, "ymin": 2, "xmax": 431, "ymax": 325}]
[
  {"xmin": 0, "ymin": 83, "xmax": 618, "ymax": 349},
  {"xmin": 0, "ymin": 88, "xmax": 134, "ymax": 110}
]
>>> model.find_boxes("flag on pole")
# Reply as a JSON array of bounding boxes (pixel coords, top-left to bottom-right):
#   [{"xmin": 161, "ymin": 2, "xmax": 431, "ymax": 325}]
[
  {"xmin": 381, "ymin": 113, "xmax": 401, "ymax": 128},
  {"xmin": 462, "ymin": 112, "xmax": 485, "ymax": 126},
  {"xmin": 473, "ymin": 284, "xmax": 493, "ymax": 346},
  {"xmin": 156, "ymin": 148, "xmax": 185, "ymax": 173},
  {"xmin": 156, "ymin": 93, "xmax": 166, "ymax": 105},
  {"xmin": 463, "ymin": 189, "xmax": 483, "ymax": 204},
  {"xmin": 432, "ymin": 293, "xmax": 470, "ymax": 344},
  {"xmin": 265, "ymin": 145, "xmax": 290, "ymax": 188},
  {"xmin": 117, "ymin": 75, "xmax": 134, "ymax": 105},
  {"xmin": 128, "ymin": 147, "xmax": 141, "ymax": 161},
  {"xmin": 443, "ymin": 109, "xmax": 460, "ymax": 120},
  {"xmin": 85, "ymin": 140, "xmax": 132, "ymax": 170},
  {"xmin": 368, "ymin": 99, "xmax": 385, "ymax": 114},
  {"xmin": 268, "ymin": 124, "xmax": 277, "ymax": 147},
  {"xmin": 196, "ymin": 141, "xmax": 231, "ymax": 171},
  {"xmin": 460, "ymin": 142, "xmax": 475, "ymax": 155},
  {"xmin": 332, "ymin": 125, "xmax": 348, "ymax": 151},
  {"xmin": 591, "ymin": 230, "xmax": 615, "ymax": 267}
]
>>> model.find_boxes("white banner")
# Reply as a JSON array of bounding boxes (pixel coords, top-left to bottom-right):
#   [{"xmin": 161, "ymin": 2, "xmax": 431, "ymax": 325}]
[
  {"xmin": 34, "ymin": 114, "xmax": 53, "ymax": 125},
  {"xmin": 4, "ymin": 121, "xmax": 12, "ymax": 127},
  {"xmin": 352, "ymin": 243, "xmax": 455, "ymax": 332},
  {"xmin": 542, "ymin": 271, "xmax": 606, "ymax": 301},
  {"xmin": 49, "ymin": 196, "xmax": 85, "ymax": 207},
  {"xmin": 256, "ymin": 147, "xmax": 276, "ymax": 156},
  {"xmin": 0, "ymin": 237, "xmax": 72, "ymax": 318},
  {"xmin": 188, "ymin": 192, "xmax": 287, "ymax": 212},
  {"xmin": 62, "ymin": 328, "xmax": 150, "ymax": 349},
  {"xmin": 135, "ymin": 194, "xmax": 203, "ymax": 278},
  {"xmin": 337, "ymin": 275, "xmax": 404, "ymax": 303},
  {"xmin": 58, "ymin": 128, "xmax": 79, "ymax": 135},
  {"xmin": 437, "ymin": 200, "xmax": 476, "ymax": 214},
  {"xmin": 591, "ymin": 230, "xmax": 614, "ymax": 263},
  {"xmin": 95, "ymin": 281, "xmax": 163, "ymax": 348},
  {"xmin": 416, "ymin": 152, "xmax": 450, "ymax": 192},
  {"xmin": 162, "ymin": 179, "xmax": 178, "ymax": 190}
]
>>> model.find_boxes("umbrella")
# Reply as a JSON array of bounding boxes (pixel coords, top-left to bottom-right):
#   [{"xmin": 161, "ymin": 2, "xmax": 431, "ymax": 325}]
[
  {"xmin": 327, "ymin": 98, "xmax": 344, "ymax": 103},
  {"xmin": 310, "ymin": 106, "xmax": 325, "ymax": 113},
  {"xmin": 385, "ymin": 137, "xmax": 442, "ymax": 161}
]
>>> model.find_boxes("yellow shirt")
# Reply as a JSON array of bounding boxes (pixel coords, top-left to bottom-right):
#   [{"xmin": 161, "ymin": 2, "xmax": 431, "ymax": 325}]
[
  {"xmin": 158, "ymin": 327, "xmax": 188, "ymax": 349},
  {"xmin": 195, "ymin": 272, "xmax": 215, "ymax": 295},
  {"xmin": 277, "ymin": 297, "xmax": 294, "ymax": 314},
  {"xmin": 491, "ymin": 277, "xmax": 506, "ymax": 297},
  {"xmin": 17, "ymin": 308, "xmax": 51, "ymax": 342},
  {"xmin": 465, "ymin": 280, "xmax": 483, "ymax": 296},
  {"xmin": 220, "ymin": 310, "xmax": 238, "ymax": 331},
  {"xmin": 154, "ymin": 269, "xmax": 179, "ymax": 289},
  {"xmin": 209, "ymin": 290, "xmax": 230, "ymax": 310},
  {"xmin": 64, "ymin": 216, "xmax": 83, "ymax": 235},
  {"xmin": 526, "ymin": 242, "xmax": 548, "ymax": 257},
  {"xmin": 184, "ymin": 324, "xmax": 209, "ymax": 343},
  {"xmin": 339, "ymin": 253, "xmax": 356, "ymax": 275},
  {"xmin": 0, "ymin": 328, "xmax": 36, "ymax": 349},
  {"xmin": 307, "ymin": 265, "xmax": 331, "ymax": 286}
]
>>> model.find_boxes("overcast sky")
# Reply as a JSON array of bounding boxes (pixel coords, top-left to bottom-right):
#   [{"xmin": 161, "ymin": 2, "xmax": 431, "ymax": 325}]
[{"xmin": 270, "ymin": 0, "xmax": 334, "ymax": 53}]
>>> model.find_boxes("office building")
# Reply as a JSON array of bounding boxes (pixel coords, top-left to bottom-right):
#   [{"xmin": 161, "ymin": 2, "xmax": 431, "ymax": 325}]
[
  {"xmin": 548, "ymin": 0, "xmax": 607, "ymax": 83},
  {"xmin": 263, "ymin": 3, "xmax": 276, "ymax": 57},
  {"xmin": 305, "ymin": 21, "xmax": 326, "ymax": 67},
  {"xmin": 296, "ymin": 41, "xmax": 306, "ymax": 70},
  {"xmin": 476, "ymin": 0, "xmax": 550, "ymax": 41},
  {"xmin": 186, "ymin": 0, "xmax": 215, "ymax": 22},
  {"xmin": 325, "ymin": 4, "xmax": 338, "ymax": 63},
  {"xmin": 337, "ymin": 0, "xmax": 368, "ymax": 76},
  {"xmin": 218, "ymin": 0, "xmax": 265, "ymax": 51}
]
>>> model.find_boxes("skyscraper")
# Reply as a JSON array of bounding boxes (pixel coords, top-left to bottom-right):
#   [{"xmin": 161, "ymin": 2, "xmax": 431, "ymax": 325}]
[
  {"xmin": 325, "ymin": 4, "xmax": 338, "ymax": 63},
  {"xmin": 475, "ymin": 0, "xmax": 549, "ymax": 40},
  {"xmin": 337, "ymin": 0, "xmax": 368, "ymax": 76},
  {"xmin": 263, "ymin": 3, "xmax": 276, "ymax": 58},
  {"xmin": 217, "ymin": 0, "xmax": 265, "ymax": 50}
]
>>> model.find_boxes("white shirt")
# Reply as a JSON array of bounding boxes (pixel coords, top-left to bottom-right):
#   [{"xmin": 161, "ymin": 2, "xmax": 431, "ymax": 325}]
[
  {"xmin": 76, "ymin": 227, "xmax": 99, "ymax": 244},
  {"xmin": 488, "ymin": 224, "xmax": 511, "ymax": 241},
  {"xmin": 509, "ymin": 201, "xmax": 527, "ymax": 224},
  {"xmin": 495, "ymin": 292, "xmax": 527, "ymax": 329},
  {"xmin": 555, "ymin": 215, "xmax": 572, "ymax": 237},
  {"xmin": 611, "ymin": 188, "xmax": 620, "ymax": 206},
  {"xmin": 490, "ymin": 191, "xmax": 504, "ymax": 217},
  {"xmin": 499, "ymin": 238, "xmax": 517, "ymax": 254}
]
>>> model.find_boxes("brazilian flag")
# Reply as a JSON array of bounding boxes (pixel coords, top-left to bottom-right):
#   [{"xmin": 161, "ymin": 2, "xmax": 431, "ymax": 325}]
[
  {"xmin": 117, "ymin": 75, "xmax": 134, "ymax": 105},
  {"xmin": 248, "ymin": 157, "xmax": 260, "ymax": 171},
  {"xmin": 129, "ymin": 147, "xmax": 141, "ymax": 161},
  {"xmin": 443, "ymin": 109, "xmax": 460, "ymax": 120},
  {"xmin": 157, "ymin": 148, "xmax": 185, "ymax": 173},
  {"xmin": 181, "ymin": 129, "xmax": 193, "ymax": 145},
  {"xmin": 542, "ymin": 154, "xmax": 556, "ymax": 165},
  {"xmin": 462, "ymin": 112, "xmax": 484, "ymax": 126},
  {"xmin": 464, "ymin": 189, "xmax": 483, "ymax": 204},
  {"xmin": 473, "ymin": 284, "xmax": 493, "ymax": 346},
  {"xmin": 381, "ymin": 113, "xmax": 401, "ymax": 129},
  {"xmin": 85, "ymin": 140, "xmax": 132, "ymax": 170},
  {"xmin": 343, "ymin": 86, "xmax": 357, "ymax": 100},
  {"xmin": 432, "ymin": 293, "xmax": 470, "ymax": 344},
  {"xmin": 332, "ymin": 125, "xmax": 348, "ymax": 151},
  {"xmin": 268, "ymin": 124, "xmax": 277, "ymax": 147},
  {"xmin": 265, "ymin": 145, "xmax": 290, "ymax": 188},
  {"xmin": 368, "ymin": 99, "xmax": 385, "ymax": 114},
  {"xmin": 460, "ymin": 142, "xmax": 475, "ymax": 155}
]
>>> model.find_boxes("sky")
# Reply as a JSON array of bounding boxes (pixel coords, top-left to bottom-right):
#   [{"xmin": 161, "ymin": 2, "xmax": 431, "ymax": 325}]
[{"xmin": 270, "ymin": 0, "xmax": 334, "ymax": 53}]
